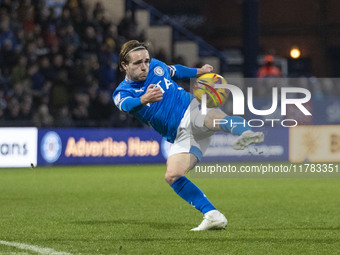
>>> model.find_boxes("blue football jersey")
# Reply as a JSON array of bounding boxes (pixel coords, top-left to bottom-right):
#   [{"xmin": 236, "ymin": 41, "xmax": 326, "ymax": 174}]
[{"xmin": 113, "ymin": 58, "xmax": 195, "ymax": 143}]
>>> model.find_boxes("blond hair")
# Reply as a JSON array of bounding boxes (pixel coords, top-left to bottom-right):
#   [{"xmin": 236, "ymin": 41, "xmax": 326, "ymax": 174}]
[{"xmin": 119, "ymin": 40, "xmax": 149, "ymax": 71}]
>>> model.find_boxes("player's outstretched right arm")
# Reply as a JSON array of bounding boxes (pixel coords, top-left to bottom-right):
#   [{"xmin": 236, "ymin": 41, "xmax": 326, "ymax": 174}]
[
  {"xmin": 140, "ymin": 84, "xmax": 163, "ymax": 105},
  {"xmin": 114, "ymin": 84, "xmax": 163, "ymax": 112}
]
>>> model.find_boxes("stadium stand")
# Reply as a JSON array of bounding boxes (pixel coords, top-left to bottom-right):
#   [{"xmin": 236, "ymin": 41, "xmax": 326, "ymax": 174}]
[
  {"xmin": 0, "ymin": 0, "xmax": 143, "ymax": 127},
  {"xmin": 0, "ymin": 0, "xmax": 339, "ymax": 128}
]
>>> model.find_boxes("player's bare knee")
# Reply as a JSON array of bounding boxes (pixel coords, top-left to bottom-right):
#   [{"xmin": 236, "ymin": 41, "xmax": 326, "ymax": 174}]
[
  {"xmin": 164, "ymin": 165, "xmax": 188, "ymax": 185},
  {"xmin": 165, "ymin": 153, "xmax": 194, "ymax": 185},
  {"xmin": 164, "ymin": 170, "xmax": 183, "ymax": 185}
]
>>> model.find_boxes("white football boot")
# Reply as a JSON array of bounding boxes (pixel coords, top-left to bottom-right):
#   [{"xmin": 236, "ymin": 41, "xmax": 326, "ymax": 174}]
[
  {"xmin": 191, "ymin": 210, "xmax": 228, "ymax": 231},
  {"xmin": 232, "ymin": 130, "xmax": 264, "ymax": 150}
]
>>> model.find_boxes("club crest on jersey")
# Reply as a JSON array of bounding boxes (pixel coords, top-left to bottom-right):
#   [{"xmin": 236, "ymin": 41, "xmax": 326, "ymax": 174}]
[{"xmin": 154, "ymin": 66, "xmax": 164, "ymax": 76}]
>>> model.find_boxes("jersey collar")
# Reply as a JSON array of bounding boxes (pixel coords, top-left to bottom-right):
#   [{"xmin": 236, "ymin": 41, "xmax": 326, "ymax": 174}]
[
  {"xmin": 124, "ymin": 76, "xmax": 145, "ymax": 87},
  {"xmin": 124, "ymin": 77, "xmax": 134, "ymax": 83}
]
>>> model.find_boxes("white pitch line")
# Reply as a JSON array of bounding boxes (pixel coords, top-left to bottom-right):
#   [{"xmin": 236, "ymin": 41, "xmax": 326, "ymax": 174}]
[
  {"xmin": 0, "ymin": 253, "xmax": 31, "ymax": 255},
  {"xmin": 0, "ymin": 240, "xmax": 72, "ymax": 255}
]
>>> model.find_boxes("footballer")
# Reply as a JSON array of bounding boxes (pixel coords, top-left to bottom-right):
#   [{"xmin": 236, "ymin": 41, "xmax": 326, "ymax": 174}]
[{"xmin": 113, "ymin": 40, "xmax": 264, "ymax": 231}]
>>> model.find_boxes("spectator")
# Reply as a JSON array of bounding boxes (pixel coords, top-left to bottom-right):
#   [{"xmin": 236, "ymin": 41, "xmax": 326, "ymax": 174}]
[
  {"xmin": 79, "ymin": 25, "xmax": 100, "ymax": 57},
  {"xmin": 172, "ymin": 55, "xmax": 186, "ymax": 66},
  {"xmin": 63, "ymin": 44, "xmax": 77, "ymax": 68},
  {"xmin": 9, "ymin": 8, "xmax": 23, "ymax": 34},
  {"xmin": 23, "ymin": 3, "xmax": 35, "ymax": 32},
  {"xmin": 71, "ymin": 90, "xmax": 90, "ymax": 125},
  {"xmin": 45, "ymin": 0, "xmax": 66, "ymax": 18},
  {"xmin": 155, "ymin": 48, "xmax": 168, "ymax": 63},
  {"xmin": 11, "ymin": 56, "xmax": 28, "ymax": 84},
  {"xmin": 322, "ymin": 78, "xmax": 335, "ymax": 98},
  {"xmin": 43, "ymin": 23, "xmax": 60, "ymax": 49},
  {"xmin": 35, "ymin": 36, "xmax": 49, "ymax": 56},
  {"xmin": 59, "ymin": 24, "xmax": 80, "ymax": 50},
  {"xmin": 93, "ymin": 2, "xmax": 105, "ymax": 22},
  {"xmin": 0, "ymin": 68, "xmax": 11, "ymax": 92},
  {"xmin": 0, "ymin": 15, "xmax": 17, "ymax": 50},
  {"xmin": 105, "ymin": 24, "xmax": 124, "ymax": 50},
  {"xmin": 79, "ymin": 8, "xmax": 99, "ymax": 38},
  {"xmin": 85, "ymin": 55, "xmax": 100, "ymax": 81},
  {"xmin": 24, "ymin": 41, "xmax": 38, "ymax": 65},
  {"xmin": 28, "ymin": 63, "xmax": 45, "ymax": 94},
  {"xmin": 257, "ymin": 55, "xmax": 281, "ymax": 78},
  {"xmin": 20, "ymin": 94, "xmax": 33, "ymax": 121},
  {"xmin": 32, "ymin": 104, "xmax": 54, "ymax": 127},
  {"xmin": 52, "ymin": 53, "xmax": 65, "ymax": 72},
  {"xmin": 14, "ymin": 28, "xmax": 25, "ymax": 53},
  {"xmin": 39, "ymin": 56, "xmax": 54, "ymax": 81},
  {"xmin": 4, "ymin": 97, "xmax": 21, "ymax": 121},
  {"xmin": 0, "ymin": 105, "xmax": 4, "ymax": 121},
  {"xmin": 89, "ymin": 90, "xmax": 114, "ymax": 126},
  {"xmin": 0, "ymin": 89, "xmax": 7, "ymax": 120},
  {"xmin": 98, "ymin": 39, "xmax": 118, "ymax": 90},
  {"xmin": 256, "ymin": 55, "xmax": 282, "ymax": 97},
  {"xmin": 8, "ymin": 82, "xmax": 24, "ymax": 102},
  {"xmin": 49, "ymin": 76, "xmax": 70, "ymax": 116},
  {"xmin": 0, "ymin": 40, "xmax": 18, "ymax": 77},
  {"xmin": 0, "ymin": 0, "xmax": 13, "ymax": 14},
  {"xmin": 87, "ymin": 79, "xmax": 99, "ymax": 104},
  {"xmin": 38, "ymin": 81, "xmax": 53, "ymax": 109},
  {"xmin": 118, "ymin": 12, "xmax": 138, "ymax": 41},
  {"xmin": 54, "ymin": 105, "xmax": 74, "ymax": 127},
  {"xmin": 57, "ymin": 7, "xmax": 72, "ymax": 29},
  {"xmin": 309, "ymin": 76, "xmax": 323, "ymax": 100}
]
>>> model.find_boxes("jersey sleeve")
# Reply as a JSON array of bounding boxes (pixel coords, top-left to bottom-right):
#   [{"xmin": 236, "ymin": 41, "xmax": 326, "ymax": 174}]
[
  {"xmin": 167, "ymin": 64, "xmax": 197, "ymax": 80},
  {"xmin": 113, "ymin": 90, "xmax": 142, "ymax": 112}
]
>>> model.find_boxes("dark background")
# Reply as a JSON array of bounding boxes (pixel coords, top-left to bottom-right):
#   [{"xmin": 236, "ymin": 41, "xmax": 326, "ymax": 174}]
[{"xmin": 144, "ymin": 0, "xmax": 340, "ymax": 77}]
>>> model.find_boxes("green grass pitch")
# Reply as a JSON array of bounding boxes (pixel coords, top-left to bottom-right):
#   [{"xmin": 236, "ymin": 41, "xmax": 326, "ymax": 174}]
[{"xmin": 0, "ymin": 164, "xmax": 339, "ymax": 254}]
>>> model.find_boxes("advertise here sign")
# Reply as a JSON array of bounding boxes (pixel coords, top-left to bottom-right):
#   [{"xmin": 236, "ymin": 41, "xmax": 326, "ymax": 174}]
[{"xmin": 38, "ymin": 129, "xmax": 167, "ymax": 165}]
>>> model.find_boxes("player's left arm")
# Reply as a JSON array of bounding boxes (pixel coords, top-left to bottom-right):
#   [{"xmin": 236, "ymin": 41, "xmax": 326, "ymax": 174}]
[{"xmin": 168, "ymin": 64, "xmax": 213, "ymax": 80}]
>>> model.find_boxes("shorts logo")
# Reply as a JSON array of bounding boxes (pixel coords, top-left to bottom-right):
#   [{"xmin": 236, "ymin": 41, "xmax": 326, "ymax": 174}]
[
  {"xmin": 41, "ymin": 131, "xmax": 62, "ymax": 163},
  {"xmin": 154, "ymin": 66, "xmax": 164, "ymax": 76}
]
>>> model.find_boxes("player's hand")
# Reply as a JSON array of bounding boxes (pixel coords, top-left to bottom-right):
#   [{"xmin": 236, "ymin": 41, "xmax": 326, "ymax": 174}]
[
  {"xmin": 197, "ymin": 64, "xmax": 213, "ymax": 76},
  {"xmin": 141, "ymin": 84, "xmax": 163, "ymax": 105}
]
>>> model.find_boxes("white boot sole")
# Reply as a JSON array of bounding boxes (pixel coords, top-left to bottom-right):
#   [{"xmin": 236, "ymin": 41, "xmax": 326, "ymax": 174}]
[{"xmin": 233, "ymin": 132, "xmax": 264, "ymax": 150}]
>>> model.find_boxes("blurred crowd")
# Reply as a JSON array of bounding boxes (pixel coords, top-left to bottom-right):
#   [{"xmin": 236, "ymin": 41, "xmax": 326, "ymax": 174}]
[{"xmin": 0, "ymin": 0, "xmax": 145, "ymax": 127}]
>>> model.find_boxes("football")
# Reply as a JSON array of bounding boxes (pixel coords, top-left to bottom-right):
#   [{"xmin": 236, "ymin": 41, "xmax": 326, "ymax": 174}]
[{"xmin": 193, "ymin": 73, "xmax": 230, "ymax": 108}]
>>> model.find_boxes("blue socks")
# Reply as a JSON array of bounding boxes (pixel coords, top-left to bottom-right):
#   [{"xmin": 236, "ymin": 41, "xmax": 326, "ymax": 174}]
[
  {"xmin": 171, "ymin": 176, "xmax": 216, "ymax": 214},
  {"xmin": 219, "ymin": 116, "xmax": 251, "ymax": 135},
  {"xmin": 169, "ymin": 116, "xmax": 251, "ymax": 214}
]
